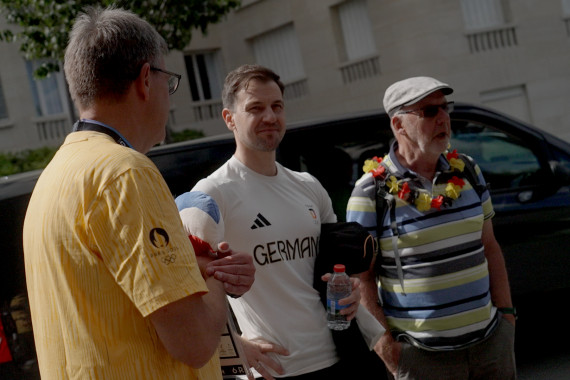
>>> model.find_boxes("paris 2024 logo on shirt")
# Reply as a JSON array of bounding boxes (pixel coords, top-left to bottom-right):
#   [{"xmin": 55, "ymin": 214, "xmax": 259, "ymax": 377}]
[
  {"xmin": 150, "ymin": 228, "xmax": 170, "ymax": 248},
  {"xmin": 149, "ymin": 228, "xmax": 179, "ymax": 265}
]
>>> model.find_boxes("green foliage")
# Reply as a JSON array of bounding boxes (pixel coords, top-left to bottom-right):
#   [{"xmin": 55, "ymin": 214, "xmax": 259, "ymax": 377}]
[
  {"xmin": 0, "ymin": 146, "xmax": 57, "ymax": 176},
  {"xmin": 0, "ymin": 0, "xmax": 240, "ymax": 78},
  {"xmin": 169, "ymin": 128, "xmax": 205, "ymax": 143}
]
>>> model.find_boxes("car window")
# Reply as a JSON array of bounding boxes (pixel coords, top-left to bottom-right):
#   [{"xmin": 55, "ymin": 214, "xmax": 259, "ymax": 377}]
[
  {"xmin": 280, "ymin": 116, "xmax": 392, "ymax": 183},
  {"xmin": 450, "ymin": 121, "xmax": 541, "ymax": 191},
  {"xmin": 279, "ymin": 117, "xmax": 393, "ymax": 220},
  {"xmin": 551, "ymin": 145, "xmax": 570, "ymax": 169}
]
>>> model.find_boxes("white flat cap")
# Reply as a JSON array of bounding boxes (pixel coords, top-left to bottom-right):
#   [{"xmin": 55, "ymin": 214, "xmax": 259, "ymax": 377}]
[{"xmin": 383, "ymin": 76, "xmax": 453, "ymax": 114}]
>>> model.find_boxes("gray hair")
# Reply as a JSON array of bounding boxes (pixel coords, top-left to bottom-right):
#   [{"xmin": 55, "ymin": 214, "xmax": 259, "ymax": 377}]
[
  {"xmin": 388, "ymin": 107, "xmax": 403, "ymax": 118},
  {"xmin": 63, "ymin": 6, "xmax": 168, "ymax": 110},
  {"xmin": 222, "ymin": 64, "xmax": 284, "ymax": 110}
]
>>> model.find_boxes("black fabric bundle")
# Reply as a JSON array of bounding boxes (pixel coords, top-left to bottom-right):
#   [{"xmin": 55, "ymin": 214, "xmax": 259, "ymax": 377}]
[{"xmin": 314, "ymin": 222, "xmax": 387, "ymax": 379}]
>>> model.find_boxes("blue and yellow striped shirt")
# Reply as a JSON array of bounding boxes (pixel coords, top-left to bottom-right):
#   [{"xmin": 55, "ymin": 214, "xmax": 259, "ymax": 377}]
[{"xmin": 347, "ymin": 142, "xmax": 498, "ymax": 350}]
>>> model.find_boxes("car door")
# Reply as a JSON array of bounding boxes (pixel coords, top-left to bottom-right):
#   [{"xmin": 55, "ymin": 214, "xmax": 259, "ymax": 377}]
[{"xmin": 449, "ymin": 109, "xmax": 570, "ymax": 296}]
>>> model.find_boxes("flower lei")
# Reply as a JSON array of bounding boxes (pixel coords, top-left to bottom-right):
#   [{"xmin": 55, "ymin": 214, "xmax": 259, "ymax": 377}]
[{"xmin": 363, "ymin": 149, "xmax": 467, "ymax": 212}]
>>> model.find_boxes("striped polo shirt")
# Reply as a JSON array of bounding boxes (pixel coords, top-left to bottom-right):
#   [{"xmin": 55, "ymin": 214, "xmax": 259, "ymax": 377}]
[{"xmin": 346, "ymin": 142, "xmax": 498, "ymax": 350}]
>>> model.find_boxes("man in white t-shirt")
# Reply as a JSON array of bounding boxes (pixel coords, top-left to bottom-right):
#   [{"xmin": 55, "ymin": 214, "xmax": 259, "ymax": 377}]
[{"xmin": 176, "ymin": 65, "xmax": 384, "ymax": 379}]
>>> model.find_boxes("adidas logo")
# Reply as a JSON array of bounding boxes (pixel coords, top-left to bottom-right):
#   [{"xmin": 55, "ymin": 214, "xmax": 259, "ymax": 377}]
[{"xmin": 251, "ymin": 213, "xmax": 272, "ymax": 229}]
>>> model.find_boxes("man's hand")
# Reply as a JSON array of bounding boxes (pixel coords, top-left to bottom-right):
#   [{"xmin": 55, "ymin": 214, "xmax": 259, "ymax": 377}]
[
  {"xmin": 205, "ymin": 242, "xmax": 255, "ymax": 297},
  {"xmin": 195, "ymin": 254, "xmax": 218, "ymax": 280},
  {"xmin": 374, "ymin": 331, "xmax": 401, "ymax": 377},
  {"xmin": 240, "ymin": 336, "xmax": 289, "ymax": 380},
  {"xmin": 320, "ymin": 273, "xmax": 361, "ymax": 320},
  {"xmin": 502, "ymin": 313, "xmax": 516, "ymax": 326}
]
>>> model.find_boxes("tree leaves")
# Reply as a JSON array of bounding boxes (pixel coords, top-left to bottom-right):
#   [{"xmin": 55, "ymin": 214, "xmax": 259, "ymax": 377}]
[{"xmin": 0, "ymin": 0, "xmax": 240, "ymax": 77}]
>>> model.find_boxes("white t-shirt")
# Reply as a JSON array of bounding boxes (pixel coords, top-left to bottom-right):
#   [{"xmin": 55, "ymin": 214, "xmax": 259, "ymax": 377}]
[{"xmin": 179, "ymin": 156, "xmax": 339, "ymax": 377}]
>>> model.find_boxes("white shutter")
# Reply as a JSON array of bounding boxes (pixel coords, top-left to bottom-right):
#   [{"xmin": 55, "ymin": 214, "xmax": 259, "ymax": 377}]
[
  {"xmin": 563, "ymin": 0, "xmax": 570, "ymax": 16},
  {"xmin": 338, "ymin": 0, "xmax": 376, "ymax": 61},
  {"xmin": 25, "ymin": 61, "xmax": 67, "ymax": 116},
  {"xmin": 186, "ymin": 50, "xmax": 224, "ymax": 101},
  {"xmin": 252, "ymin": 24, "xmax": 305, "ymax": 83},
  {"xmin": 204, "ymin": 51, "xmax": 224, "ymax": 99},
  {"xmin": 461, "ymin": 0, "xmax": 505, "ymax": 30},
  {"xmin": 480, "ymin": 85, "xmax": 532, "ymax": 124}
]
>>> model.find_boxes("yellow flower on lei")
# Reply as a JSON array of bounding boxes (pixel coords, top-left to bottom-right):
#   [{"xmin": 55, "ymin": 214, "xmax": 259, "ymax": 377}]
[
  {"xmin": 415, "ymin": 193, "xmax": 432, "ymax": 211},
  {"xmin": 448, "ymin": 157, "xmax": 465, "ymax": 172},
  {"xmin": 386, "ymin": 175, "xmax": 399, "ymax": 194},
  {"xmin": 362, "ymin": 159, "xmax": 380, "ymax": 174},
  {"xmin": 445, "ymin": 182, "xmax": 462, "ymax": 199}
]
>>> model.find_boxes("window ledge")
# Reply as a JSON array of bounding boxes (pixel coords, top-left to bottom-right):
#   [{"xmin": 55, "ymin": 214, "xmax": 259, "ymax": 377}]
[
  {"xmin": 338, "ymin": 53, "xmax": 379, "ymax": 70},
  {"xmin": 464, "ymin": 23, "xmax": 517, "ymax": 36},
  {"xmin": 236, "ymin": 0, "xmax": 262, "ymax": 12},
  {"xmin": 0, "ymin": 119, "xmax": 14, "ymax": 129},
  {"xmin": 465, "ymin": 24, "xmax": 518, "ymax": 53},
  {"xmin": 338, "ymin": 55, "xmax": 381, "ymax": 84}
]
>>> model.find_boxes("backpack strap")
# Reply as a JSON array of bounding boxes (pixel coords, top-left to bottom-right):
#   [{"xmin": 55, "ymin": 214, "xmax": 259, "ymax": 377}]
[
  {"xmin": 458, "ymin": 153, "xmax": 489, "ymax": 199},
  {"xmin": 374, "ymin": 174, "xmax": 406, "ymax": 294}
]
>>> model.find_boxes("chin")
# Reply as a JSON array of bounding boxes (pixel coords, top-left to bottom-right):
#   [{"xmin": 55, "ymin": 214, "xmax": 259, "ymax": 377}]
[{"xmin": 436, "ymin": 137, "xmax": 450, "ymax": 151}]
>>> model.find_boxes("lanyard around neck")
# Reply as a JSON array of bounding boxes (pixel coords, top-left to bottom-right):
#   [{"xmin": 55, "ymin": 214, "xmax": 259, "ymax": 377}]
[{"xmin": 73, "ymin": 120, "xmax": 131, "ymax": 148}]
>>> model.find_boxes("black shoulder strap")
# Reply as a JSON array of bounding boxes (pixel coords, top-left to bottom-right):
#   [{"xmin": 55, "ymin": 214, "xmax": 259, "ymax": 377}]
[
  {"xmin": 74, "ymin": 121, "xmax": 130, "ymax": 147},
  {"xmin": 373, "ymin": 178, "xmax": 388, "ymax": 274},
  {"xmin": 458, "ymin": 153, "xmax": 489, "ymax": 199},
  {"xmin": 374, "ymin": 175, "xmax": 405, "ymax": 293},
  {"xmin": 374, "ymin": 178, "xmax": 389, "ymax": 238}
]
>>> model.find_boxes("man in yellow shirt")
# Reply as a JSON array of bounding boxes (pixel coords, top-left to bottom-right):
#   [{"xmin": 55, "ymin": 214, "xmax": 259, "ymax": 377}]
[{"xmin": 22, "ymin": 7, "xmax": 254, "ymax": 379}]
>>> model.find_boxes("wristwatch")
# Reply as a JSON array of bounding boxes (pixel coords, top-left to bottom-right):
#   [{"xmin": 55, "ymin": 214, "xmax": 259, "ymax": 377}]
[{"xmin": 498, "ymin": 307, "xmax": 518, "ymax": 320}]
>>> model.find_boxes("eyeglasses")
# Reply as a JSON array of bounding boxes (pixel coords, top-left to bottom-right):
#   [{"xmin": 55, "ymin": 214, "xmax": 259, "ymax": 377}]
[
  {"xmin": 150, "ymin": 67, "xmax": 181, "ymax": 95},
  {"xmin": 398, "ymin": 101, "xmax": 454, "ymax": 118}
]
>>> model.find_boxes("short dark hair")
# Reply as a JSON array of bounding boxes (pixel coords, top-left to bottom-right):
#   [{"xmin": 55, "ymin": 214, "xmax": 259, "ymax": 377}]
[
  {"xmin": 222, "ymin": 64, "xmax": 285, "ymax": 110},
  {"xmin": 64, "ymin": 6, "xmax": 168, "ymax": 110}
]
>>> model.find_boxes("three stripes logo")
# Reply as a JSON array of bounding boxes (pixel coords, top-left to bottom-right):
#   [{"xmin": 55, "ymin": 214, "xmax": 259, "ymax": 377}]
[{"xmin": 251, "ymin": 213, "xmax": 272, "ymax": 229}]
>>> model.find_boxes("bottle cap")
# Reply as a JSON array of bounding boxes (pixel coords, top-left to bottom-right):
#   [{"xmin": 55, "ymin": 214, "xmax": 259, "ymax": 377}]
[{"xmin": 333, "ymin": 264, "xmax": 346, "ymax": 273}]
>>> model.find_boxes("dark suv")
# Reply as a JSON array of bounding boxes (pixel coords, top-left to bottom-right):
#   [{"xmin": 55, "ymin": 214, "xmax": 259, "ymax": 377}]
[
  {"xmin": 149, "ymin": 103, "xmax": 570, "ymax": 297},
  {"xmin": 3, "ymin": 103, "xmax": 570, "ymax": 303},
  {"xmin": 1, "ymin": 103, "xmax": 570, "ymax": 375}
]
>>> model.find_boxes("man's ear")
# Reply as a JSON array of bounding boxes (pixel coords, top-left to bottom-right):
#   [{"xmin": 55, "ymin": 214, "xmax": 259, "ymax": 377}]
[
  {"xmin": 222, "ymin": 108, "xmax": 235, "ymax": 131},
  {"xmin": 135, "ymin": 63, "xmax": 152, "ymax": 101},
  {"xmin": 392, "ymin": 115, "xmax": 406, "ymax": 135}
]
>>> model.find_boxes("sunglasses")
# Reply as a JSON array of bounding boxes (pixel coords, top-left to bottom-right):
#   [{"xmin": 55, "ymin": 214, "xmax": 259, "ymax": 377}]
[{"xmin": 398, "ymin": 101, "xmax": 454, "ymax": 118}]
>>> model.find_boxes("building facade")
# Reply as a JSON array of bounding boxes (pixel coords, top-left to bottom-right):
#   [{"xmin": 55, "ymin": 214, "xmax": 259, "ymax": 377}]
[{"xmin": 1, "ymin": 0, "xmax": 570, "ymax": 152}]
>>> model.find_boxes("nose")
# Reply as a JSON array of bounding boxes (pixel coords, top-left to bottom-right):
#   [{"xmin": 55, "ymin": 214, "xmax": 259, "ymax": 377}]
[
  {"xmin": 433, "ymin": 109, "xmax": 450, "ymax": 131},
  {"xmin": 435, "ymin": 106, "xmax": 450, "ymax": 121},
  {"xmin": 261, "ymin": 107, "xmax": 278, "ymax": 123}
]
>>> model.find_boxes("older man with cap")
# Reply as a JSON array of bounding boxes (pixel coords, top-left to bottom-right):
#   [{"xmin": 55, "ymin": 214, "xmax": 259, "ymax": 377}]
[{"xmin": 346, "ymin": 76, "xmax": 516, "ymax": 379}]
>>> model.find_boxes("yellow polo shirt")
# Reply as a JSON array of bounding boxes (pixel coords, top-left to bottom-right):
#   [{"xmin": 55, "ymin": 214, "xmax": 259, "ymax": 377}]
[{"xmin": 23, "ymin": 132, "xmax": 221, "ymax": 379}]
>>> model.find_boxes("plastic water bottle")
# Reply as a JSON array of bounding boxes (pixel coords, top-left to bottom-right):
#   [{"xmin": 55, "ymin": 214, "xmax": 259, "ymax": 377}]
[{"xmin": 327, "ymin": 264, "xmax": 352, "ymax": 330}]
